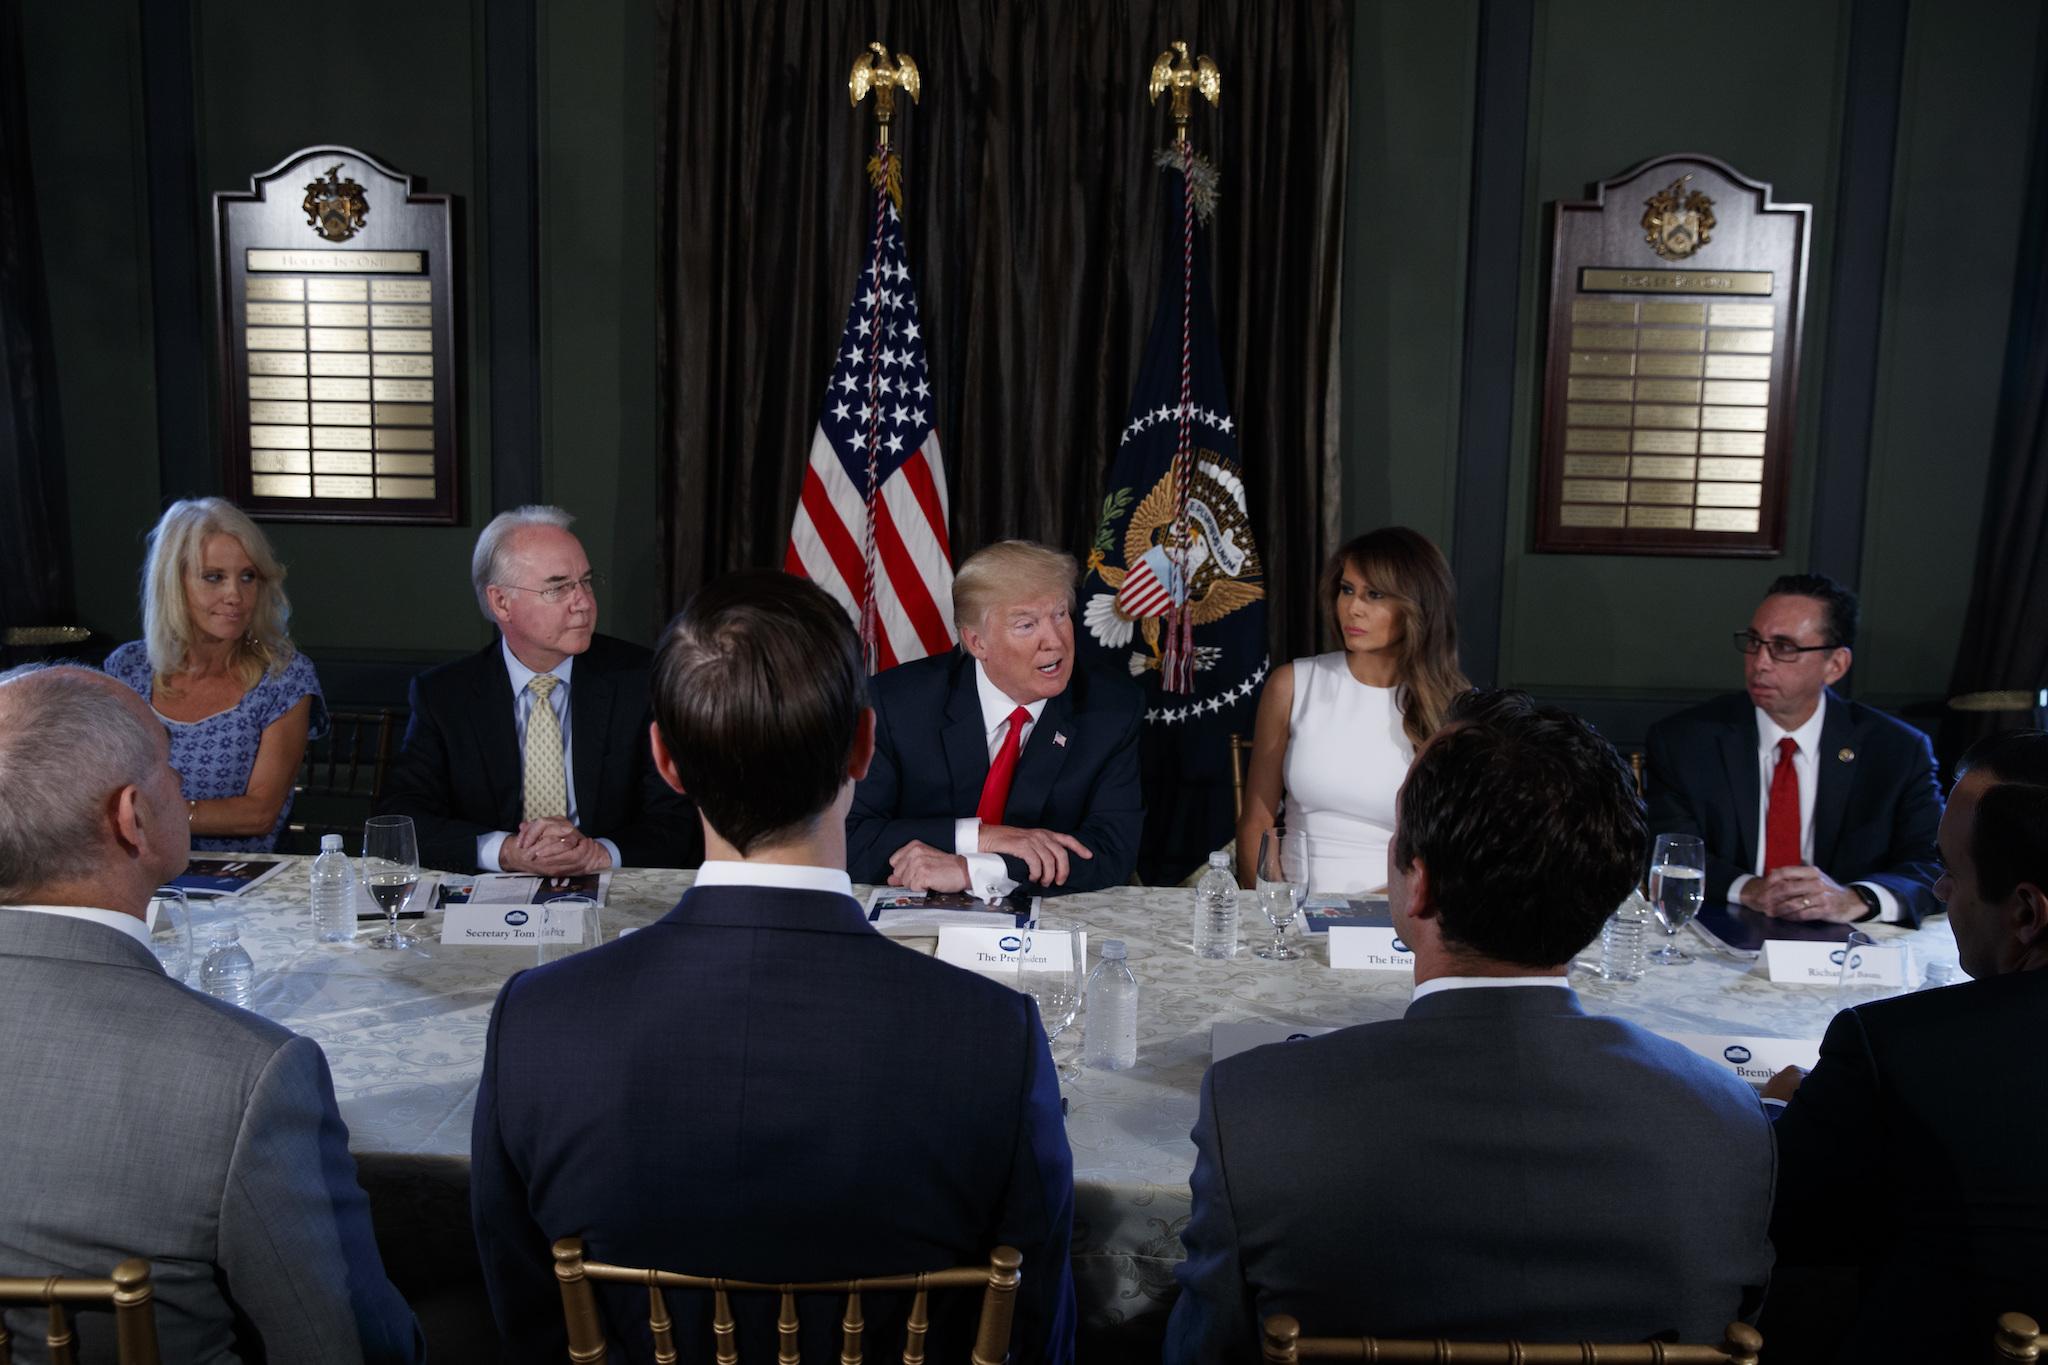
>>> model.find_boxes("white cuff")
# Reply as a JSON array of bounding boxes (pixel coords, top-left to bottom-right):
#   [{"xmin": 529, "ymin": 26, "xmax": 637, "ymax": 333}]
[
  {"xmin": 595, "ymin": 837, "xmax": 622, "ymax": 869},
  {"xmin": 955, "ymin": 817, "xmax": 981, "ymax": 855},
  {"xmin": 1855, "ymin": 881, "xmax": 1903, "ymax": 924},
  {"xmin": 962, "ymin": 852, "xmax": 1016, "ymax": 902},
  {"xmin": 478, "ymin": 831, "xmax": 510, "ymax": 872},
  {"xmin": 1727, "ymin": 873, "xmax": 1755, "ymax": 907}
]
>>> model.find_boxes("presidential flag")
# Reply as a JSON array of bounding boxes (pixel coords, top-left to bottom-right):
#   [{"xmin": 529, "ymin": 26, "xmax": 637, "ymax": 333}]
[
  {"xmin": 785, "ymin": 165, "xmax": 954, "ymax": 670},
  {"xmin": 1080, "ymin": 151, "xmax": 1268, "ymax": 885}
]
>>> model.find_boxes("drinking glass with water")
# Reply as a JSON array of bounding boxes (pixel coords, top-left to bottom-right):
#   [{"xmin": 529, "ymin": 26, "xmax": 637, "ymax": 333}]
[
  {"xmin": 1646, "ymin": 833, "xmax": 1705, "ymax": 966},
  {"xmin": 1254, "ymin": 830, "xmax": 1308, "ymax": 962}
]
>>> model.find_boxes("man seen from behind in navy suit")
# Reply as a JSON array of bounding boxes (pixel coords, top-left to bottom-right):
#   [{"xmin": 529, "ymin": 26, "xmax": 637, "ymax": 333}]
[{"xmin": 470, "ymin": 570, "xmax": 1076, "ymax": 1364}]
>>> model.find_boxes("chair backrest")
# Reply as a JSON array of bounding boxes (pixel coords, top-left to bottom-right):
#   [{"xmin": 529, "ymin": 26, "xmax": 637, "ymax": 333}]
[
  {"xmin": 1229, "ymin": 733, "xmax": 1255, "ymax": 819},
  {"xmin": 1626, "ymin": 748, "xmax": 1647, "ymax": 798},
  {"xmin": 1994, "ymin": 1311, "xmax": 2045, "ymax": 1362},
  {"xmin": 0, "ymin": 1259, "xmax": 160, "ymax": 1365},
  {"xmin": 1259, "ymin": 1315, "xmax": 1761, "ymax": 1365},
  {"xmin": 551, "ymin": 1238, "xmax": 1021, "ymax": 1365},
  {"xmin": 283, "ymin": 707, "xmax": 401, "ymax": 851}
]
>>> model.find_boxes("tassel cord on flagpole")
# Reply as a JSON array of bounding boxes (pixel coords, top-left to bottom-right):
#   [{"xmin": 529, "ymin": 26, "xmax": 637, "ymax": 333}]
[
  {"xmin": 858, "ymin": 141, "xmax": 892, "ymax": 673},
  {"xmin": 1164, "ymin": 138, "xmax": 1198, "ymax": 694}
]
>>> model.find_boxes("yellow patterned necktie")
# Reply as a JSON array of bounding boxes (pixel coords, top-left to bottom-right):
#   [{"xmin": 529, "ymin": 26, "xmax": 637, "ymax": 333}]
[{"xmin": 523, "ymin": 674, "xmax": 568, "ymax": 821}]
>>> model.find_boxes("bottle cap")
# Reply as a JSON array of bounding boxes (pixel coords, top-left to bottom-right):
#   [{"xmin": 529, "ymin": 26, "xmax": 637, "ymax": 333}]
[
  {"xmin": 1102, "ymin": 939, "xmax": 1127, "ymax": 959},
  {"xmin": 1208, "ymin": 851, "xmax": 1231, "ymax": 868},
  {"xmin": 210, "ymin": 921, "xmax": 241, "ymax": 945},
  {"xmin": 320, "ymin": 834, "xmax": 344, "ymax": 851}
]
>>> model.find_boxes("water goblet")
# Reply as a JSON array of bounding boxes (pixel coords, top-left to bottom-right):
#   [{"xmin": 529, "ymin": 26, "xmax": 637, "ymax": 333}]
[
  {"xmin": 147, "ymin": 885, "xmax": 193, "ymax": 983},
  {"xmin": 1646, "ymin": 833, "xmax": 1706, "ymax": 966},
  {"xmin": 362, "ymin": 815, "xmax": 422, "ymax": 950},
  {"xmin": 1255, "ymin": 830, "xmax": 1307, "ymax": 962}
]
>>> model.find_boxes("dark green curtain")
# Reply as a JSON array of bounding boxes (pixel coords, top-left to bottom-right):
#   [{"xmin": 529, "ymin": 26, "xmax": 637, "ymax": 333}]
[{"xmin": 654, "ymin": 0, "xmax": 1348, "ymax": 662}]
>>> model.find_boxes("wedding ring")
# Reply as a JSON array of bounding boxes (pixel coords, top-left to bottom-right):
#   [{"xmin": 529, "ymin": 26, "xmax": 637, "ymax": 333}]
[{"xmin": 1802, "ymin": 896, "xmax": 1811, "ymax": 909}]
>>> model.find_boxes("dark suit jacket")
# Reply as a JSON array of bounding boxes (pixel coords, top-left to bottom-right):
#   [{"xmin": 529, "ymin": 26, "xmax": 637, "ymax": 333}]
[
  {"xmin": 378, "ymin": 633, "xmax": 699, "ymax": 873},
  {"xmin": 1644, "ymin": 689, "xmax": 1943, "ymax": 924},
  {"xmin": 470, "ymin": 883, "xmax": 1076, "ymax": 1365},
  {"xmin": 1771, "ymin": 970, "xmax": 2048, "ymax": 1362},
  {"xmin": 1164, "ymin": 987, "xmax": 1776, "ymax": 1365},
  {"xmin": 846, "ymin": 651, "xmax": 1144, "ymax": 894}
]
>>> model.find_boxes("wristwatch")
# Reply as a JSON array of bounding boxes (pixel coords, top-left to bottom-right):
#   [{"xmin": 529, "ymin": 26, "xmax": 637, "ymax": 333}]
[{"xmin": 1849, "ymin": 884, "xmax": 1882, "ymax": 922}]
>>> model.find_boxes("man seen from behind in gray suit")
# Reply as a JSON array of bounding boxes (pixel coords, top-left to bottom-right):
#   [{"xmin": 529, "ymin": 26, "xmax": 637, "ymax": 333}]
[
  {"xmin": 0, "ymin": 665, "xmax": 420, "ymax": 1364},
  {"xmin": 1166, "ymin": 689, "xmax": 1775, "ymax": 1364}
]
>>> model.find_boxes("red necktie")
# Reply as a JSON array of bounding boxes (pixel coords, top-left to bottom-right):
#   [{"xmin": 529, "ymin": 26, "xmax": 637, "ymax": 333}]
[
  {"xmin": 1764, "ymin": 736, "xmax": 1801, "ymax": 872},
  {"xmin": 976, "ymin": 706, "xmax": 1032, "ymax": 826}
]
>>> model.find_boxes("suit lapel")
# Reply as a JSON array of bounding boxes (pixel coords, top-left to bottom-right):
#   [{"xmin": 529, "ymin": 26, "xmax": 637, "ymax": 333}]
[
  {"xmin": 1812, "ymin": 691, "xmax": 1856, "ymax": 870},
  {"xmin": 474, "ymin": 642, "xmax": 523, "ymax": 829},
  {"xmin": 1718, "ymin": 704, "xmax": 1761, "ymax": 872},
  {"xmin": 941, "ymin": 656, "xmax": 991, "ymax": 813},
  {"xmin": 570, "ymin": 658, "xmax": 612, "ymax": 826},
  {"xmin": 1004, "ymin": 685, "xmax": 1076, "ymax": 828}
]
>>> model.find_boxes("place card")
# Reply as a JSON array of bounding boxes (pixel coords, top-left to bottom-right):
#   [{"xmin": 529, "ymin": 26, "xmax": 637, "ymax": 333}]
[
  {"xmin": 1662, "ymin": 1032, "xmax": 1820, "ymax": 1087},
  {"xmin": 440, "ymin": 904, "xmax": 584, "ymax": 947},
  {"xmin": 935, "ymin": 925, "xmax": 1031, "ymax": 977},
  {"xmin": 1326, "ymin": 924, "xmax": 1414, "ymax": 972},
  {"xmin": 1762, "ymin": 938, "xmax": 1910, "ymax": 986}
]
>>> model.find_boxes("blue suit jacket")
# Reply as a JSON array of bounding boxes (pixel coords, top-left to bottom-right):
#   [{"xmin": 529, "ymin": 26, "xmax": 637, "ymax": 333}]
[
  {"xmin": 1165, "ymin": 987, "xmax": 1776, "ymax": 1365},
  {"xmin": 470, "ymin": 882, "xmax": 1076, "ymax": 1364},
  {"xmin": 1644, "ymin": 689, "xmax": 1943, "ymax": 924},
  {"xmin": 1771, "ymin": 970, "xmax": 2048, "ymax": 1362},
  {"xmin": 846, "ymin": 651, "xmax": 1145, "ymax": 894}
]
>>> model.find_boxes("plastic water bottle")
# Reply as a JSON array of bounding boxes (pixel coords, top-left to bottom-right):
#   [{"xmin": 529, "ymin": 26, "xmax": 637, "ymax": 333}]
[
  {"xmin": 1083, "ymin": 940, "xmax": 1139, "ymax": 1071},
  {"xmin": 1191, "ymin": 852, "xmax": 1240, "ymax": 959},
  {"xmin": 1598, "ymin": 891, "xmax": 1650, "ymax": 982},
  {"xmin": 1917, "ymin": 962, "xmax": 1957, "ymax": 991},
  {"xmin": 199, "ymin": 921, "xmax": 256, "ymax": 1009},
  {"xmin": 310, "ymin": 834, "xmax": 356, "ymax": 943}
]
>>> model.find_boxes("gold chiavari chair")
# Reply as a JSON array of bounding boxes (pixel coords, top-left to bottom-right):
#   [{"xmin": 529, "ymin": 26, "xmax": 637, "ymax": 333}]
[
  {"xmin": 0, "ymin": 1258, "xmax": 160, "ymax": 1365},
  {"xmin": 1229, "ymin": 733, "xmax": 1256, "ymax": 820},
  {"xmin": 1994, "ymin": 1311, "xmax": 2046, "ymax": 1362},
  {"xmin": 1258, "ymin": 1315, "xmax": 1762, "ymax": 1365},
  {"xmin": 550, "ymin": 1238, "xmax": 1021, "ymax": 1365}
]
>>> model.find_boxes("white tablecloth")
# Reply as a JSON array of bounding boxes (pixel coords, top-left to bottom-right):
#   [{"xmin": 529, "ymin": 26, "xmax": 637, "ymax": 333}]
[{"xmin": 202, "ymin": 860, "xmax": 1959, "ymax": 1338}]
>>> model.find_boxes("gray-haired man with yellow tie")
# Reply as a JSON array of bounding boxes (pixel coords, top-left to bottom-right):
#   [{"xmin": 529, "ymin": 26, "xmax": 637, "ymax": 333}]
[{"xmin": 379, "ymin": 506, "xmax": 700, "ymax": 874}]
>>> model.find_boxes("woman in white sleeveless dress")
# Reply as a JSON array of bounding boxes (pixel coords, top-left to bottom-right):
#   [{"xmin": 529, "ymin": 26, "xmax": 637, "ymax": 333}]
[{"xmin": 1236, "ymin": 528, "xmax": 1469, "ymax": 894}]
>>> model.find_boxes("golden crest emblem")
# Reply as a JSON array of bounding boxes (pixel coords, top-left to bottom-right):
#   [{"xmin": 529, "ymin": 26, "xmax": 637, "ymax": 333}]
[
  {"xmin": 1641, "ymin": 175, "xmax": 1716, "ymax": 260},
  {"xmin": 301, "ymin": 164, "xmax": 369, "ymax": 242}
]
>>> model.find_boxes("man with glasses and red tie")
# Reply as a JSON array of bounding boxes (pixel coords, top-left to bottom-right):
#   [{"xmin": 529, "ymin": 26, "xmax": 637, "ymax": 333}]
[
  {"xmin": 1645, "ymin": 573, "xmax": 1943, "ymax": 925},
  {"xmin": 378, "ymin": 506, "xmax": 699, "ymax": 874}
]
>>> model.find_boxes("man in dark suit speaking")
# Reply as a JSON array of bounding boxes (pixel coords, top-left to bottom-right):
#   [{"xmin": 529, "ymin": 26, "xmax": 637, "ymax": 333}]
[
  {"xmin": 1646, "ymin": 573, "xmax": 1942, "ymax": 925},
  {"xmin": 378, "ymin": 506, "xmax": 697, "ymax": 874},
  {"xmin": 1165, "ymin": 691, "xmax": 1774, "ymax": 1363},
  {"xmin": 848, "ymin": 540, "xmax": 1143, "ymax": 898},
  {"xmin": 470, "ymin": 571, "xmax": 1076, "ymax": 1364},
  {"xmin": 1766, "ymin": 729, "xmax": 2048, "ymax": 1361}
]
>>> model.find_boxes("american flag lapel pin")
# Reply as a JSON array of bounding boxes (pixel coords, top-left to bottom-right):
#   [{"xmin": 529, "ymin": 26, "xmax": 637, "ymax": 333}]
[{"xmin": 1054, "ymin": 731, "xmax": 1068, "ymax": 748}]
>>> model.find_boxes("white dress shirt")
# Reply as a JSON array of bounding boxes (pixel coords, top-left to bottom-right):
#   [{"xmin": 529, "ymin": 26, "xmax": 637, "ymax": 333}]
[
  {"xmin": 954, "ymin": 662, "xmax": 1050, "ymax": 901},
  {"xmin": 692, "ymin": 860, "xmax": 855, "ymax": 899},
  {"xmin": 1727, "ymin": 694, "xmax": 1898, "ymax": 922},
  {"xmin": 478, "ymin": 640, "xmax": 621, "ymax": 873},
  {"xmin": 1409, "ymin": 974, "xmax": 1572, "ymax": 1003},
  {"xmin": 4, "ymin": 903, "xmax": 153, "ymax": 951}
]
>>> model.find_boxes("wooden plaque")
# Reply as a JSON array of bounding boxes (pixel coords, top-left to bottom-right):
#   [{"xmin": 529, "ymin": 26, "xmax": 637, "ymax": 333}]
[
  {"xmin": 214, "ymin": 146, "xmax": 460, "ymax": 524},
  {"xmin": 1536, "ymin": 154, "xmax": 1810, "ymax": 556}
]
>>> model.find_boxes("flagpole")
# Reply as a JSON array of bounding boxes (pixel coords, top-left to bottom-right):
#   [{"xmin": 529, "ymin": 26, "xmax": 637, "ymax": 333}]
[
  {"xmin": 1147, "ymin": 42, "xmax": 1220, "ymax": 693},
  {"xmin": 849, "ymin": 43, "xmax": 921, "ymax": 671}
]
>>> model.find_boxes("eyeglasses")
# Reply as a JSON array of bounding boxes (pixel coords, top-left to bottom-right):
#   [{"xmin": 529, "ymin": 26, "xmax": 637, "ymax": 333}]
[
  {"xmin": 498, "ymin": 573, "xmax": 603, "ymax": 605},
  {"xmin": 1732, "ymin": 630, "xmax": 1837, "ymax": 662}
]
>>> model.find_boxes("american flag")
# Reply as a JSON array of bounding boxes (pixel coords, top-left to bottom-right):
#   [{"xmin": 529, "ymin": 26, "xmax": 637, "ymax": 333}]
[{"xmin": 784, "ymin": 182, "xmax": 955, "ymax": 670}]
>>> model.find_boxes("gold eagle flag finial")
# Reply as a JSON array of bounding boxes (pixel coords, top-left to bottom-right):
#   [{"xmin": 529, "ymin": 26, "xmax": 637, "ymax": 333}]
[
  {"xmin": 849, "ymin": 42, "xmax": 921, "ymax": 149},
  {"xmin": 1148, "ymin": 40, "xmax": 1220, "ymax": 143}
]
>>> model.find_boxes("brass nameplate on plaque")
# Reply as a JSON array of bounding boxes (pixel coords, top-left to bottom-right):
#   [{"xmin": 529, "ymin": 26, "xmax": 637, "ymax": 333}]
[
  {"xmin": 1567, "ymin": 403, "xmax": 1632, "ymax": 428},
  {"xmin": 1697, "ymin": 456, "xmax": 1765, "ymax": 481},
  {"xmin": 1630, "ymin": 455, "xmax": 1697, "ymax": 480},
  {"xmin": 1558, "ymin": 504, "xmax": 1627, "ymax": 528},
  {"xmin": 249, "ymin": 425, "xmax": 308, "ymax": 449},
  {"xmin": 245, "ymin": 277, "xmax": 303, "ymax": 301},
  {"xmin": 373, "ymin": 354, "xmax": 433, "ymax": 377},
  {"xmin": 373, "ymin": 378, "xmax": 434, "ymax": 402},
  {"xmin": 1572, "ymin": 299, "xmax": 1638, "ymax": 323},
  {"xmin": 374, "ymin": 330, "xmax": 433, "ymax": 353},
  {"xmin": 377, "ymin": 453, "xmax": 435, "ymax": 475},
  {"xmin": 1701, "ymin": 379, "xmax": 1770, "ymax": 406},
  {"xmin": 1628, "ymin": 505, "xmax": 1696, "ymax": 529},
  {"xmin": 1637, "ymin": 328, "xmax": 1705, "ymax": 352},
  {"xmin": 312, "ymin": 450, "xmax": 376, "ymax": 475},
  {"xmin": 378, "ymin": 476, "xmax": 436, "ymax": 499},
  {"xmin": 1702, "ymin": 406, "xmax": 1769, "ymax": 431},
  {"xmin": 308, "ymin": 328, "xmax": 369, "ymax": 352},
  {"xmin": 310, "ymin": 426, "xmax": 372, "ymax": 451},
  {"xmin": 248, "ymin": 400, "xmax": 307, "ymax": 425},
  {"xmin": 375, "ymin": 403, "xmax": 433, "ymax": 426},
  {"xmin": 375, "ymin": 427, "xmax": 434, "ymax": 450},
  {"xmin": 1699, "ymin": 430, "xmax": 1766, "ymax": 456},
  {"xmin": 1709, "ymin": 302, "xmax": 1776, "ymax": 327},
  {"xmin": 1697, "ymin": 481, "xmax": 1763, "ymax": 507},
  {"xmin": 1630, "ymin": 481, "xmax": 1695, "ymax": 506},
  {"xmin": 1633, "ymin": 404, "xmax": 1701, "ymax": 429},
  {"xmin": 1694, "ymin": 507, "xmax": 1762, "ymax": 533},
  {"xmin": 245, "ymin": 302, "xmax": 304, "ymax": 326},
  {"xmin": 1706, "ymin": 329, "xmax": 1774, "ymax": 353},
  {"xmin": 248, "ymin": 376, "xmax": 306, "ymax": 400},
  {"xmin": 250, "ymin": 450, "xmax": 309, "ymax": 474},
  {"xmin": 309, "ymin": 377, "xmax": 372, "ymax": 401},
  {"xmin": 246, "ymin": 327, "xmax": 303, "ymax": 350},
  {"xmin": 248, "ymin": 352, "xmax": 308, "ymax": 375},
  {"xmin": 1571, "ymin": 326, "xmax": 1637, "ymax": 350},
  {"xmin": 1634, "ymin": 379, "xmax": 1701, "ymax": 404},
  {"xmin": 1636, "ymin": 353, "xmax": 1704, "ymax": 378},
  {"xmin": 310, "ymin": 402, "xmax": 372, "ymax": 425},
  {"xmin": 309, "ymin": 353, "xmax": 371, "ymax": 376},
  {"xmin": 306, "ymin": 303, "xmax": 369, "ymax": 327},
  {"xmin": 1569, "ymin": 351, "xmax": 1636, "ymax": 376},
  {"xmin": 1704, "ymin": 354, "xmax": 1771, "ymax": 380},
  {"xmin": 1580, "ymin": 268, "xmax": 1774, "ymax": 295},
  {"xmin": 313, "ymin": 475, "xmax": 377, "ymax": 498},
  {"xmin": 1568, "ymin": 378, "xmax": 1635, "ymax": 402},
  {"xmin": 371, "ymin": 279, "xmax": 432, "ymax": 302},
  {"xmin": 1630, "ymin": 431, "xmax": 1696, "ymax": 455},
  {"xmin": 306, "ymin": 278, "xmax": 369, "ymax": 302},
  {"xmin": 246, "ymin": 248, "xmax": 424, "ymax": 273},
  {"xmin": 1565, "ymin": 428, "xmax": 1631, "ymax": 452},
  {"xmin": 250, "ymin": 473, "xmax": 311, "ymax": 498},
  {"xmin": 371, "ymin": 304, "xmax": 432, "ymax": 328},
  {"xmin": 1641, "ymin": 302, "xmax": 1706, "ymax": 324},
  {"xmin": 1561, "ymin": 478, "xmax": 1628, "ymax": 504},
  {"xmin": 1564, "ymin": 454, "xmax": 1629, "ymax": 478}
]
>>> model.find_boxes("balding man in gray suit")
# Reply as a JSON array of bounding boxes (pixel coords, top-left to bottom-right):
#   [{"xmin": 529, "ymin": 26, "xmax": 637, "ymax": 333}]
[{"xmin": 0, "ymin": 665, "xmax": 420, "ymax": 1364}]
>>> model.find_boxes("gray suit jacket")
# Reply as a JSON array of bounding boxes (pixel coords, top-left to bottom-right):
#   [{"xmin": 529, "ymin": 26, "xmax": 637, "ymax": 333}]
[
  {"xmin": 1165, "ymin": 986, "xmax": 1776, "ymax": 1365},
  {"xmin": 0, "ymin": 908, "xmax": 421, "ymax": 1364}
]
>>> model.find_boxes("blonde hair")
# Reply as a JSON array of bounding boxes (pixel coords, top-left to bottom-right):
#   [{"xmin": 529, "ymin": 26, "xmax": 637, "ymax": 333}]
[
  {"xmin": 141, "ymin": 498, "xmax": 296, "ymax": 688},
  {"xmin": 1320, "ymin": 526, "xmax": 1469, "ymax": 748},
  {"xmin": 951, "ymin": 541, "xmax": 1077, "ymax": 635}
]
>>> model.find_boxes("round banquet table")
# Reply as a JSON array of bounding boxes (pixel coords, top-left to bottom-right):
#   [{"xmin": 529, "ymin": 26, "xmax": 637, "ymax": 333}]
[{"xmin": 197, "ymin": 859, "xmax": 1959, "ymax": 1359}]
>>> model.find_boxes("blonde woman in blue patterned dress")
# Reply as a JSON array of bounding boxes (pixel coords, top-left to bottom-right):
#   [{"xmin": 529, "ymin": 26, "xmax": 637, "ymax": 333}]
[{"xmin": 105, "ymin": 498, "xmax": 327, "ymax": 853}]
